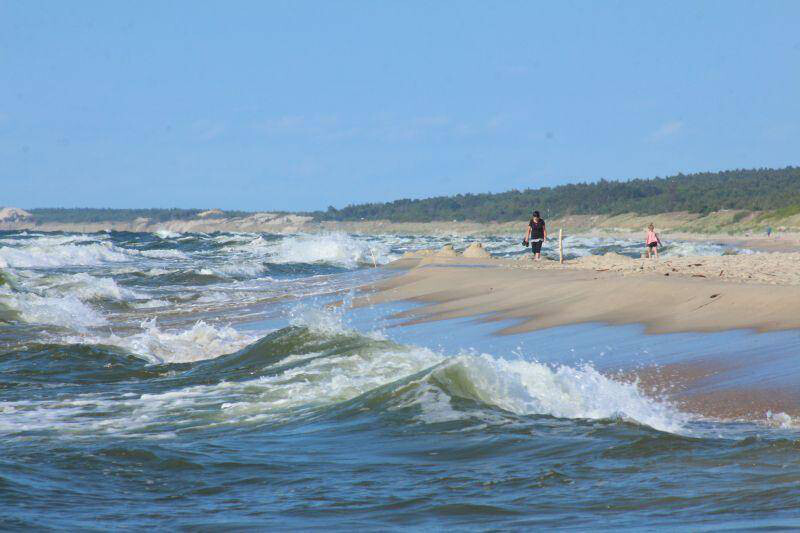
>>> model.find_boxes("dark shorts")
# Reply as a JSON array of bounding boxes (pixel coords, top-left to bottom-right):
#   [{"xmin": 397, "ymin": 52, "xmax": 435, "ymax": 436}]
[
  {"xmin": 531, "ymin": 240, "xmax": 543, "ymax": 253},
  {"xmin": 647, "ymin": 242, "xmax": 658, "ymax": 248}
]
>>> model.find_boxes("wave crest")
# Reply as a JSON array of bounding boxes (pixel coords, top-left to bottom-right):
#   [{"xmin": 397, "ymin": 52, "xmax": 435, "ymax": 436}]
[
  {"xmin": 425, "ymin": 354, "xmax": 685, "ymax": 433},
  {"xmin": 0, "ymin": 241, "xmax": 131, "ymax": 268},
  {"xmin": 65, "ymin": 318, "xmax": 260, "ymax": 364}
]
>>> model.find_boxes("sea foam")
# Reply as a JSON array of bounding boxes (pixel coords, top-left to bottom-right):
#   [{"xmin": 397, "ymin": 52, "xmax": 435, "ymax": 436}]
[
  {"xmin": 0, "ymin": 241, "xmax": 131, "ymax": 268},
  {"xmin": 66, "ymin": 318, "xmax": 260, "ymax": 364},
  {"xmin": 425, "ymin": 354, "xmax": 686, "ymax": 433},
  {"xmin": 0, "ymin": 284, "xmax": 107, "ymax": 329},
  {"xmin": 255, "ymin": 233, "xmax": 395, "ymax": 268}
]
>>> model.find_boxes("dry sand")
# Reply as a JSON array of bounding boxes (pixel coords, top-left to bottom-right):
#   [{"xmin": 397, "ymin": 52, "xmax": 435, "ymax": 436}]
[{"xmin": 359, "ymin": 252, "xmax": 800, "ymax": 334}]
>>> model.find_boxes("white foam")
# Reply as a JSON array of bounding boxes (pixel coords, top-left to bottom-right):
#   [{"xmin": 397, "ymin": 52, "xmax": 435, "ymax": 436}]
[
  {"xmin": 0, "ymin": 341, "xmax": 432, "ymax": 436},
  {"xmin": 143, "ymin": 268, "xmax": 176, "ymax": 277},
  {"xmin": 268, "ymin": 233, "xmax": 395, "ymax": 268},
  {"xmin": 136, "ymin": 249, "xmax": 189, "ymax": 259},
  {"xmin": 154, "ymin": 229, "xmax": 182, "ymax": 239},
  {"xmin": 196, "ymin": 291, "xmax": 235, "ymax": 303},
  {"xmin": 129, "ymin": 299, "xmax": 170, "ymax": 309},
  {"xmin": 213, "ymin": 233, "xmax": 258, "ymax": 245},
  {"xmin": 43, "ymin": 273, "xmax": 143, "ymax": 301},
  {"xmin": 0, "ymin": 285, "xmax": 107, "ymax": 329},
  {"xmin": 217, "ymin": 343, "xmax": 440, "ymax": 423},
  {"xmin": 66, "ymin": 318, "xmax": 259, "ymax": 364},
  {"xmin": 199, "ymin": 262, "xmax": 266, "ymax": 278},
  {"xmin": 287, "ymin": 299, "xmax": 387, "ymax": 340},
  {"xmin": 660, "ymin": 240, "xmax": 728, "ymax": 258},
  {"xmin": 766, "ymin": 411, "xmax": 795, "ymax": 429},
  {"xmin": 0, "ymin": 241, "xmax": 131, "ymax": 268},
  {"xmin": 425, "ymin": 354, "xmax": 686, "ymax": 433}
]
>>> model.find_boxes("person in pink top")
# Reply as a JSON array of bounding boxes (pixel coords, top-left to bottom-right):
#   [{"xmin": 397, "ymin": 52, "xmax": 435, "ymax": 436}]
[{"xmin": 645, "ymin": 223, "xmax": 662, "ymax": 259}]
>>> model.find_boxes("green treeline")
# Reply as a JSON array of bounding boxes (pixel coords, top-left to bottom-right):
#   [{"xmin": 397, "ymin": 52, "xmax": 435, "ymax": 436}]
[
  {"xmin": 27, "ymin": 208, "xmax": 251, "ymax": 223},
  {"xmin": 21, "ymin": 167, "xmax": 800, "ymax": 224},
  {"xmin": 316, "ymin": 167, "xmax": 800, "ymax": 222}
]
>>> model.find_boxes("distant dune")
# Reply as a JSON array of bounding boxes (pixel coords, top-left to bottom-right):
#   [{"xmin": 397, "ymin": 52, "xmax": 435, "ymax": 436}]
[
  {"xmin": 0, "ymin": 207, "xmax": 32, "ymax": 223},
  {"xmin": 1, "ymin": 206, "xmax": 799, "ymax": 241}
]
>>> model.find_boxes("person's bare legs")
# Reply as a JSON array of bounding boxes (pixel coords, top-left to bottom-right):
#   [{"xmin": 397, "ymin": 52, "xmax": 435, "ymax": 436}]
[
  {"xmin": 646, "ymin": 247, "xmax": 651, "ymax": 259},
  {"xmin": 535, "ymin": 252, "xmax": 541, "ymax": 261},
  {"xmin": 654, "ymin": 246, "xmax": 659, "ymax": 259}
]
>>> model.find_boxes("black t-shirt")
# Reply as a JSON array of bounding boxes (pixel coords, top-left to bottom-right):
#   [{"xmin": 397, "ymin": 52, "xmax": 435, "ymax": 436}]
[{"xmin": 529, "ymin": 219, "xmax": 545, "ymax": 240}]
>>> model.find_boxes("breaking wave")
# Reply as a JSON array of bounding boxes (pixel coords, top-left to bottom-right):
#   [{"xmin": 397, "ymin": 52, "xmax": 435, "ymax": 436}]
[
  {"xmin": 154, "ymin": 229, "xmax": 182, "ymax": 239},
  {"xmin": 424, "ymin": 355, "xmax": 685, "ymax": 433},
  {"xmin": 0, "ymin": 322, "xmax": 687, "ymax": 437},
  {"xmin": 0, "ymin": 241, "xmax": 131, "ymax": 268},
  {"xmin": 0, "ymin": 284, "xmax": 107, "ymax": 329},
  {"xmin": 229, "ymin": 233, "xmax": 396, "ymax": 268},
  {"xmin": 38, "ymin": 272, "xmax": 143, "ymax": 301},
  {"xmin": 64, "ymin": 318, "xmax": 260, "ymax": 364}
]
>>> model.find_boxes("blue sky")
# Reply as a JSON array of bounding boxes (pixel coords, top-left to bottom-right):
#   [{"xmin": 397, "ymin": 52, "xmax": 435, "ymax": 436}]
[{"xmin": 2, "ymin": 0, "xmax": 799, "ymax": 211}]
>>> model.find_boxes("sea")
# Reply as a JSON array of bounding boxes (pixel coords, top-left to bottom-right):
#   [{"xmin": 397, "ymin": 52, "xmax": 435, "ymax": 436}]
[{"xmin": 1, "ymin": 229, "xmax": 798, "ymax": 530}]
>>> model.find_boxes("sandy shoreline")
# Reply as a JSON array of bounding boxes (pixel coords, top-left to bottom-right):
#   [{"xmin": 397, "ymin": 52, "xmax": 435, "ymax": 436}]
[{"xmin": 358, "ymin": 253, "xmax": 800, "ymax": 335}]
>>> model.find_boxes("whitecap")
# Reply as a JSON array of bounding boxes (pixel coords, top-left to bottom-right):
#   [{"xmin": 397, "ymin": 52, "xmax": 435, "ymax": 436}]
[
  {"xmin": 0, "ymin": 242, "xmax": 131, "ymax": 268},
  {"xmin": 0, "ymin": 285, "xmax": 107, "ymax": 329},
  {"xmin": 154, "ymin": 229, "xmax": 182, "ymax": 239},
  {"xmin": 425, "ymin": 354, "xmax": 686, "ymax": 434},
  {"xmin": 65, "ymin": 318, "xmax": 259, "ymax": 364},
  {"xmin": 268, "ymin": 233, "xmax": 396, "ymax": 268}
]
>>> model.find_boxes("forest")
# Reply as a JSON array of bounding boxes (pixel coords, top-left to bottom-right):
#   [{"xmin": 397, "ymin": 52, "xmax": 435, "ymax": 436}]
[{"xmin": 315, "ymin": 167, "xmax": 800, "ymax": 222}]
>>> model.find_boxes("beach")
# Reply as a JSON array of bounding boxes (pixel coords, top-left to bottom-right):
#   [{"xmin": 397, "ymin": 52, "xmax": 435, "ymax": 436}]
[{"xmin": 360, "ymin": 250, "xmax": 800, "ymax": 334}]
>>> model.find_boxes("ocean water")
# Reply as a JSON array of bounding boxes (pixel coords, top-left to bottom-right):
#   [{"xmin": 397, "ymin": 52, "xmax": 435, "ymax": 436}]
[{"xmin": 1, "ymin": 230, "xmax": 797, "ymax": 530}]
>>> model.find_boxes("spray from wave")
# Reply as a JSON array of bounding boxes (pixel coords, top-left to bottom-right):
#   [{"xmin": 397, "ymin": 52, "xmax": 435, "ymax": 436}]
[{"xmin": 228, "ymin": 233, "xmax": 395, "ymax": 268}]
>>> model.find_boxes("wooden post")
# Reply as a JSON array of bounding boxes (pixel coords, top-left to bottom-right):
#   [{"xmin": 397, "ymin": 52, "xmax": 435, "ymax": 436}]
[
  {"xmin": 558, "ymin": 228, "xmax": 564, "ymax": 264},
  {"xmin": 369, "ymin": 247, "xmax": 378, "ymax": 268}
]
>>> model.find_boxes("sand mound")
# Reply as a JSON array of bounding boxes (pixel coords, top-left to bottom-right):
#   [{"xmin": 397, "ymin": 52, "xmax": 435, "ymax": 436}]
[
  {"xmin": 402, "ymin": 249, "xmax": 436, "ymax": 258},
  {"xmin": 463, "ymin": 242, "xmax": 492, "ymax": 258},
  {"xmin": 575, "ymin": 252, "xmax": 636, "ymax": 266},
  {"xmin": 435, "ymin": 244, "xmax": 460, "ymax": 257},
  {"xmin": 197, "ymin": 208, "xmax": 225, "ymax": 218}
]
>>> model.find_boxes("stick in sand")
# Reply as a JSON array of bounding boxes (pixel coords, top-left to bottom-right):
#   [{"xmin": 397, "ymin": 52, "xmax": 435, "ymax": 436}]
[
  {"xmin": 558, "ymin": 228, "xmax": 564, "ymax": 264},
  {"xmin": 369, "ymin": 247, "xmax": 378, "ymax": 268}
]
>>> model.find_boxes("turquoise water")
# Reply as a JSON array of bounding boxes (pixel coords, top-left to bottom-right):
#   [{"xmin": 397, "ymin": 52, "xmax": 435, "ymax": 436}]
[{"xmin": 1, "ymin": 230, "xmax": 797, "ymax": 530}]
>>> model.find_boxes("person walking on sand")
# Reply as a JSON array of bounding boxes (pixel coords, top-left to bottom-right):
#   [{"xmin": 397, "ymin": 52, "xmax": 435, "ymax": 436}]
[
  {"xmin": 524, "ymin": 211, "xmax": 547, "ymax": 261},
  {"xmin": 645, "ymin": 223, "xmax": 662, "ymax": 259}
]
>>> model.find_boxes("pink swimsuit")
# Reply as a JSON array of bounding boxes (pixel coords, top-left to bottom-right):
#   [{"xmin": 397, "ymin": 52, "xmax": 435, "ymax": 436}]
[{"xmin": 646, "ymin": 230, "xmax": 659, "ymax": 245}]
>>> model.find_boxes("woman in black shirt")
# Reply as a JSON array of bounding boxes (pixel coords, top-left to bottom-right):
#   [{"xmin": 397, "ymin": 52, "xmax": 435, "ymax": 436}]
[{"xmin": 524, "ymin": 211, "xmax": 547, "ymax": 261}]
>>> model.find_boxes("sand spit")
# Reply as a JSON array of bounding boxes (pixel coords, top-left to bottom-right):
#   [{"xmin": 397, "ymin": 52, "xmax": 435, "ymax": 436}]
[{"xmin": 358, "ymin": 252, "xmax": 800, "ymax": 335}]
